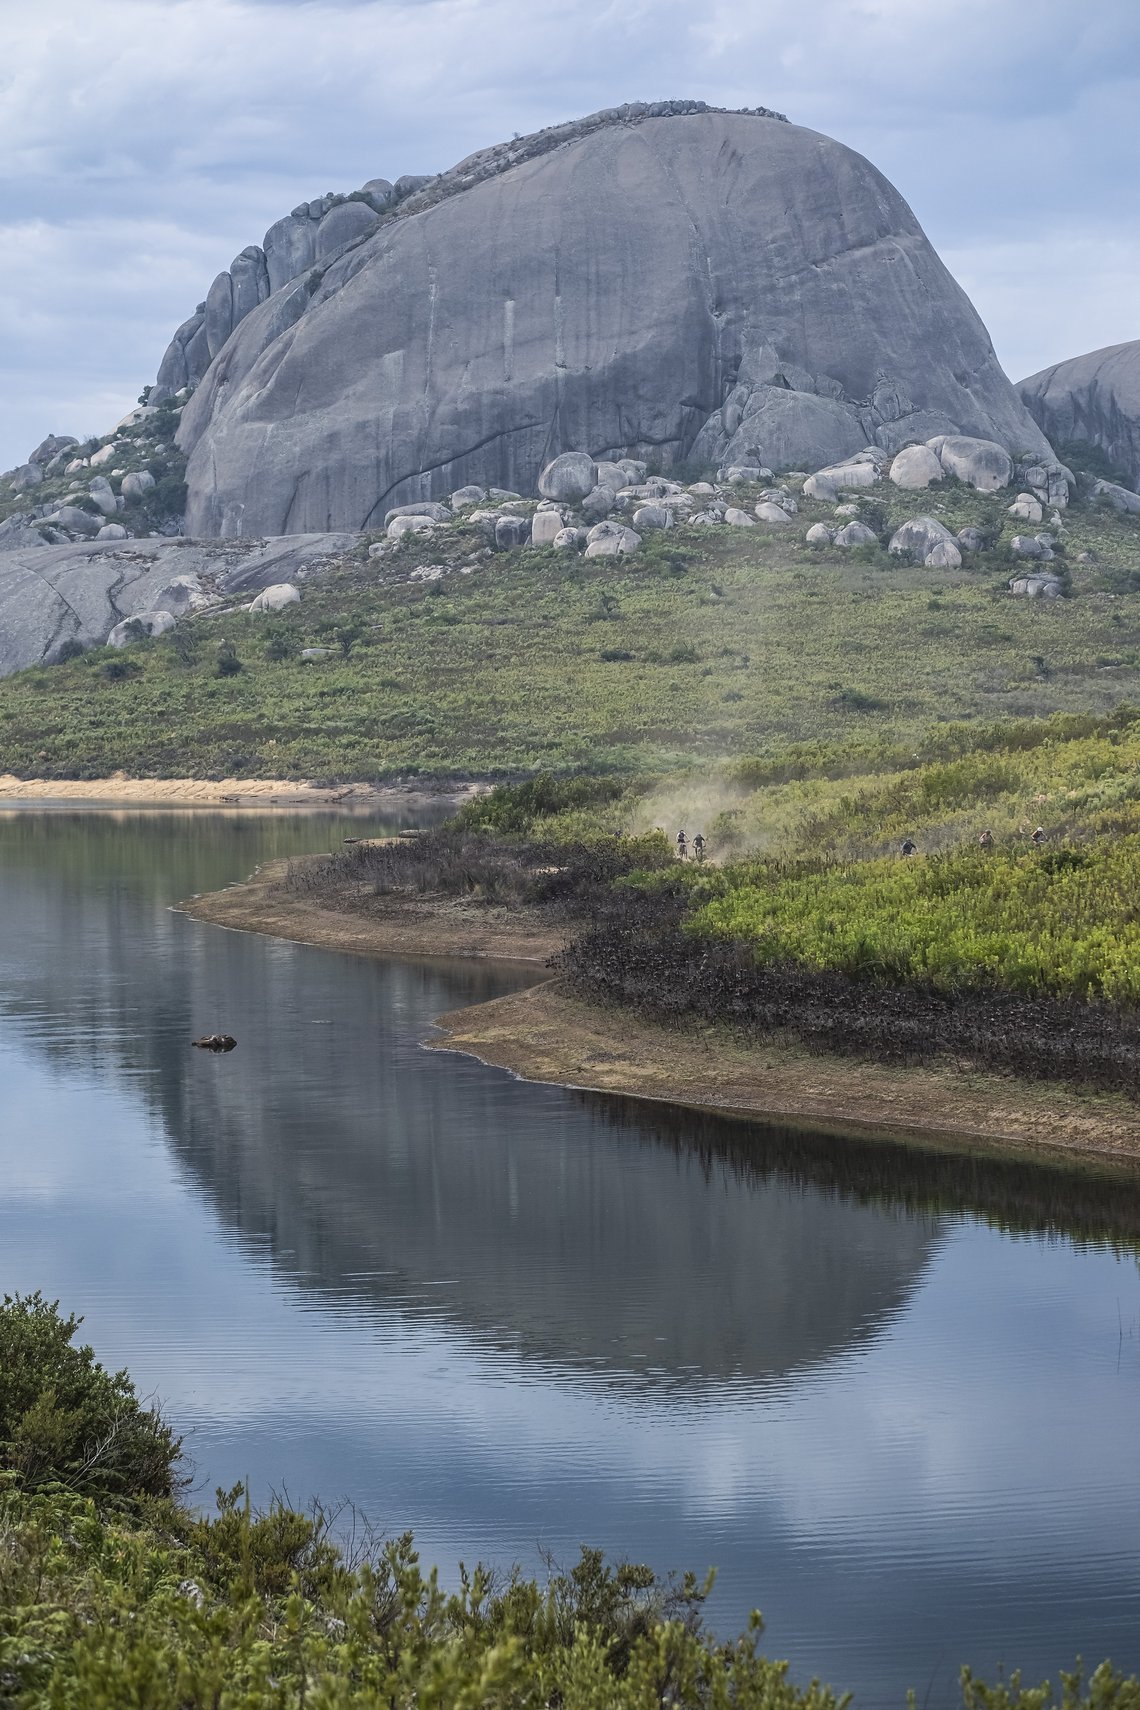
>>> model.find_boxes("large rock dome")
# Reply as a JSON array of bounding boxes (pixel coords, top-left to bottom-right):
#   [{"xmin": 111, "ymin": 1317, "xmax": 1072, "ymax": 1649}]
[
  {"xmin": 175, "ymin": 104, "xmax": 1053, "ymax": 537},
  {"xmin": 1019, "ymin": 341, "xmax": 1140, "ymax": 489}
]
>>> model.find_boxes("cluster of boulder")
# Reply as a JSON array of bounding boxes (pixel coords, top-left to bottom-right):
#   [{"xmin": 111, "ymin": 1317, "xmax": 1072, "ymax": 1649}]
[
  {"xmin": 372, "ymin": 453, "xmax": 686, "ymax": 561},
  {"xmin": 361, "ymin": 435, "xmax": 1096, "ymax": 611},
  {"xmin": 0, "ymin": 406, "xmax": 187, "ymax": 552}
]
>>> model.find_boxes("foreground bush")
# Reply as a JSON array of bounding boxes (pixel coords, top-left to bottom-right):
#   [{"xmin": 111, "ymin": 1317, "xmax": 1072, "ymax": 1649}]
[
  {"xmin": 0, "ymin": 1293, "xmax": 181, "ymax": 1508},
  {"xmin": 2, "ymin": 1297, "xmax": 1138, "ymax": 1708}
]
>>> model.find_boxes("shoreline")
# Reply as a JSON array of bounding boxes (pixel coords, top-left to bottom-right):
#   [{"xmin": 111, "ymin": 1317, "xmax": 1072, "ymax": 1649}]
[
  {"xmin": 0, "ymin": 774, "xmax": 475, "ymax": 808},
  {"xmin": 430, "ymin": 982, "xmax": 1140, "ymax": 1167},
  {"xmin": 184, "ymin": 867, "xmax": 1140, "ymax": 1165},
  {"xmin": 179, "ymin": 858, "xmax": 565, "ymax": 963}
]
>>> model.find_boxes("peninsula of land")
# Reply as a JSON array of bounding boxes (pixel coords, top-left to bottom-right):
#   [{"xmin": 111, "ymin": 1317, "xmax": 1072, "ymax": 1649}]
[{"xmin": 184, "ymin": 857, "xmax": 1140, "ymax": 1168}]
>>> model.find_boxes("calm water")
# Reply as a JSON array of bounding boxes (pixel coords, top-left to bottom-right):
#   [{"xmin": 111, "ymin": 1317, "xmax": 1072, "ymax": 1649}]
[{"xmin": 1, "ymin": 808, "xmax": 1139, "ymax": 1705}]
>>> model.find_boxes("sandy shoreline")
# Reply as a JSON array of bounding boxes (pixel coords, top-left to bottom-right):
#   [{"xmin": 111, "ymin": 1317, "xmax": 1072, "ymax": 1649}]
[
  {"xmin": 180, "ymin": 859, "xmax": 565, "ymax": 963},
  {"xmin": 183, "ymin": 867, "xmax": 1140, "ymax": 1165},
  {"xmin": 0, "ymin": 774, "xmax": 473, "ymax": 808}
]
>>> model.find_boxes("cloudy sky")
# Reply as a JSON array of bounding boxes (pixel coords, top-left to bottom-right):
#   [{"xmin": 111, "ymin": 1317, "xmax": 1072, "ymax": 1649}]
[{"xmin": 2, "ymin": 0, "xmax": 1138, "ymax": 472}]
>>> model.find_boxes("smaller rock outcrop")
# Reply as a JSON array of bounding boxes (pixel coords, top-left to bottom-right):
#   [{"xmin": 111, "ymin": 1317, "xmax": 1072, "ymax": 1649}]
[
  {"xmin": 931, "ymin": 436, "xmax": 1012, "ymax": 491},
  {"xmin": 888, "ymin": 516, "xmax": 957, "ymax": 566},
  {"xmin": 249, "ymin": 583, "xmax": 301, "ymax": 613},
  {"xmin": 108, "ymin": 610, "xmax": 176, "ymax": 647},
  {"xmin": 538, "ymin": 454, "xmax": 598, "ymax": 502},
  {"xmin": 889, "ymin": 445, "xmax": 943, "ymax": 490}
]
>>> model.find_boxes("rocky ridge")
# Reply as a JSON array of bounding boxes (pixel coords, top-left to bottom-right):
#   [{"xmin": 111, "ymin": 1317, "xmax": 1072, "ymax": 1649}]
[
  {"xmin": 1019, "ymin": 340, "xmax": 1140, "ymax": 491},
  {"xmin": 151, "ymin": 100, "xmax": 786, "ymax": 403}
]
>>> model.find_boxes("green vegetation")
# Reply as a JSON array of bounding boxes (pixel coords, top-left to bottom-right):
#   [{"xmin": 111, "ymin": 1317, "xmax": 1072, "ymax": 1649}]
[
  {"xmin": 2, "ymin": 478, "xmax": 1140, "ymax": 779},
  {"xmin": 2, "ymin": 1294, "xmax": 1138, "ymax": 1709},
  {"xmin": 0, "ymin": 1292, "xmax": 181, "ymax": 1509},
  {"xmin": 687, "ymin": 839, "xmax": 1140, "ymax": 1002}
]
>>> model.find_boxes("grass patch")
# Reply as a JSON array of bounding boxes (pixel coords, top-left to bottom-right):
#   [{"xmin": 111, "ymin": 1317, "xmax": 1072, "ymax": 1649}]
[{"xmin": 1, "ymin": 482, "xmax": 1140, "ymax": 780}]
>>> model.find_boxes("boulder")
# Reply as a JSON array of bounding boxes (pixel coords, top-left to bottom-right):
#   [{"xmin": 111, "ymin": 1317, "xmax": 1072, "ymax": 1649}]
[
  {"xmin": 28, "ymin": 433, "xmax": 78, "ymax": 464},
  {"xmin": 594, "ymin": 461, "xmax": 627, "ymax": 490},
  {"xmin": 450, "ymin": 485, "xmax": 487, "ymax": 508},
  {"xmin": 204, "ymin": 270, "xmax": 235, "ymax": 359},
  {"xmin": 1008, "ymin": 493, "xmax": 1043, "ymax": 522},
  {"xmin": 720, "ymin": 464, "xmax": 762, "ymax": 484},
  {"xmin": 89, "ymin": 444, "xmax": 118, "ymax": 467},
  {"xmin": 724, "ymin": 507, "xmax": 756, "ymax": 528},
  {"xmin": 315, "ymin": 200, "xmax": 380, "ymax": 260},
  {"xmin": 87, "ymin": 479, "xmax": 120, "ymax": 517},
  {"xmin": 64, "ymin": 458, "xmax": 87, "ymax": 475},
  {"xmin": 249, "ymin": 582, "xmax": 302, "ymax": 613},
  {"xmin": 956, "ymin": 526, "xmax": 985, "ymax": 553},
  {"xmin": 1010, "ymin": 573, "xmax": 1063, "ymax": 598},
  {"xmin": 530, "ymin": 509, "xmax": 565, "ymax": 546},
  {"xmin": 755, "ymin": 501, "xmax": 792, "ymax": 524},
  {"xmin": 495, "ymin": 514, "xmax": 531, "ymax": 549},
  {"xmin": 806, "ymin": 461, "xmax": 881, "ymax": 499},
  {"xmin": 1011, "ymin": 535, "xmax": 1054, "ymax": 561},
  {"xmin": 153, "ymin": 573, "xmax": 213, "ymax": 614},
  {"xmin": 387, "ymin": 514, "xmax": 437, "ymax": 539},
  {"xmin": 584, "ymin": 520, "xmax": 640, "ymax": 557},
  {"xmin": 9, "ymin": 463, "xmax": 44, "ymax": 492},
  {"xmin": 96, "ymin": 523, "xmax": 129, "ymax": 541},
  {"xmin": 933, "ymin": 435, "xmax": 1012, "ymax": 491},
  {"xmin": 553, "ymin": 527, "xmax": 585, "ymax": 550},
  {"xmin": 805, "ymin": 522, "xmax": 833, "ymax": 545},
  {"xmin": 888, "ymin": 516, "xmax": 956, "ymax": 563},
  {"xmin": 834, "ymin": 520, "xmax": 877, "ymax": 547},
  {"xmin": 121, "ymin": 471, "xmax": 156, "ymax": 503},
  {"xmin": 633, "ymin": 504, "xmax": 672, "ymax": 530},
  {"xmin": 538, "ymin": 453, "xmax": 597, "ymax": 502},
  {"xmin": 582, "ymin": 486, "xmax": 616, "ymax": 521},
  {"xmin": 1091, "ymin": 479, "xmax": 1140, "ymax": 515},
  {"xmin": 385, "ymin": 500, "xmax": 452, "ymax": 524},
  {"xmin": 361, "ymin": 178, "xmax": 395, "ymax": 213},
  {"xmin": 889, "ymin": 444, "xmax": 943, "ymax": 490},
  {"xmin": 107, "ymin": 610, "xmax": 176, "ymax": 647},
  {"xmin": 924, "ymin": 540, "xmax": 962, "ymax": 569},
  {"xmin": 174, "ymin": 108, "xmax": 1054, "ymax": 536},
  {"xmin": 618, "ymin": 459, "xmax": 648, "ymax": 483},
  {"xmin": 49, "ymin": 505, "xmax": 102, "ymax": 537}
]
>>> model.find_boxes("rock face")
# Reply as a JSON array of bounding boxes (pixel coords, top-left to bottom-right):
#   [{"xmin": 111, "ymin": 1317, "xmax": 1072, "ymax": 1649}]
[
  {"xmin": 0, "ymin": 534, "xmax": 353, "ymax": 675},
  {"xmin": 173, "ymin": 106, "xmax": 1053, "ymax": 538},
  {"xmin": 1019, "ymin": 342, "xmax": 1140, "ymax": 490}
]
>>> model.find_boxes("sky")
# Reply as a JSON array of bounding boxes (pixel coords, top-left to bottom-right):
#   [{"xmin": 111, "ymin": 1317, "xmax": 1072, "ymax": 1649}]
[{"xmin": 1, "ymin": 0, "xmax": 1138, "ymax": 473}]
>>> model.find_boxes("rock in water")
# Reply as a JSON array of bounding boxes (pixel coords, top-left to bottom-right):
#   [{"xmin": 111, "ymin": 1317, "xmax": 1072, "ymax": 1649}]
[
  {"xmin": 1019, "ymin": 341, "xmax": 1140, "ymax": 490},
  {"xmin": 174, "ymin": 107, "xmax": 1052, "ymax": 537}
]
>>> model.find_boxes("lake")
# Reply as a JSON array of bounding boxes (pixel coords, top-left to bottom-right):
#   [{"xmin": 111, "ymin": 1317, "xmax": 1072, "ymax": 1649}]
[{"xmin": 1, "ymin": 806, "xmax": 1139, "ymax": 1706}]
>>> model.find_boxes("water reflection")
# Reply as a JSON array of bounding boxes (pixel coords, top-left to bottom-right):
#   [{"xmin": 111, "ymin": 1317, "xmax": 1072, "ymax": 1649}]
[{"xmin": 2, "ymin": 810, "xmax": 1140, "ymax": 1708}]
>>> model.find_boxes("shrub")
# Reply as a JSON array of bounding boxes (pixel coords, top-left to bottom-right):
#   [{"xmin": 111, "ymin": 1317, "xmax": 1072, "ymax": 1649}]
[
  {"xmin": 216, "ymin": 641, "xmax": 243, "ymax": 677},
  {"xmin": 0, "ymin": 1292, "xmax": 181, "ymax": 1507},
  {"xmin": 100, "ymin": 655, "xmax": 141, "ymax": 681},
  {"xmin": 264, "ymin": 628, "xmax": 297, "ymax": 663}
]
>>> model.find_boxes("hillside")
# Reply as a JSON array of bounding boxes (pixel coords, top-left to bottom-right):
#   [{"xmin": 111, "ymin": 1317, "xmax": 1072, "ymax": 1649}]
[{"xmin": 1, "ymin": 475, "xmax": 1139, "ymax": 780}]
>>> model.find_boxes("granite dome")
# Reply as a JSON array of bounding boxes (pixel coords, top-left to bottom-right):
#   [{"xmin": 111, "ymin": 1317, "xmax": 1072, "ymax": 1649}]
[{"xmin": 174, "ymin": 105, "xmax": 1054, "ymax": 537}]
